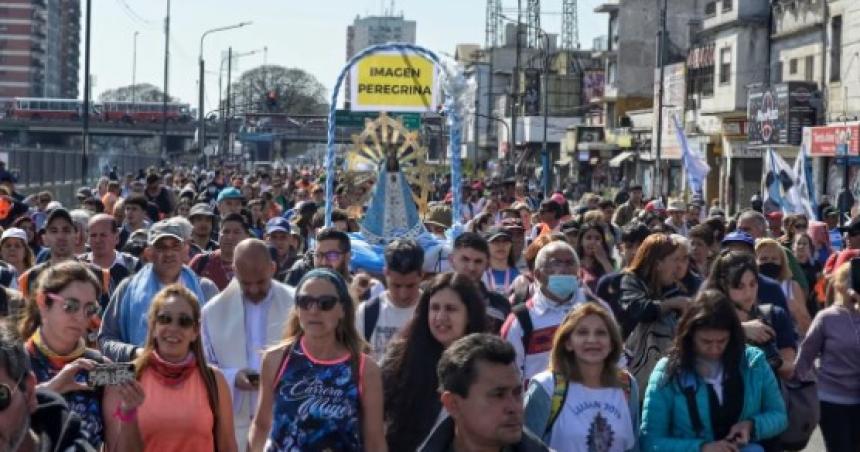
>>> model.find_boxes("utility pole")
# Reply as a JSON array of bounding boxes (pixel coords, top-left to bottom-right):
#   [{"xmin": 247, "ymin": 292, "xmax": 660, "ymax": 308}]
[
  {"xmin": 226, "ymin": 46, "xmax": 233, "ymax": 159},
  {"xmin": 654, "ymin": 0, "xmax": 668, "ymax": 200},
  {"xmin": 81, "ymin": 0, "xmax": 91, "ymax": 185},
  {"xmin": 160, "ymin": 0, "xmax": 171, "ymax": 162},
  {"xmin": 542, "ymin": 32, "xmax": 550, "ymax": 196},
  {"xmin": 511, "ymin": 0, "xmax": 522, "ymax": 173}
]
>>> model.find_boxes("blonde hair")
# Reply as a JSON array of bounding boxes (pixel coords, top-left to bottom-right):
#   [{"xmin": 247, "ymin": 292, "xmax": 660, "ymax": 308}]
[
  {"xmin": 754, "ymin": 238, "xmax": 792, "ymax": 281},
  {"xmin": 548, "ymin": 303, "xmax": 624, "ymax": 387},
  {"xmin": 831, "ymin": 262, "xmax": 858, "ymax": 307}
]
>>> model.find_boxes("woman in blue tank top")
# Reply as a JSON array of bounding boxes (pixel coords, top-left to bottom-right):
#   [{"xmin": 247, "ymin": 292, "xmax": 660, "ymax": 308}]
[{"xmin": 249, "ymin": 268, "xmax": 387, "ymax": 452}]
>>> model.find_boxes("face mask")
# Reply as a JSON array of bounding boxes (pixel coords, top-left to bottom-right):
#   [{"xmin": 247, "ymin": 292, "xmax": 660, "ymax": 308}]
[
  {"xmin": 547, "ymin": 274, "xmax": 579, "ymax": 300},
  {"xmin": 758, "ymin": 262, "xmax": 781, "ymax": 280}
]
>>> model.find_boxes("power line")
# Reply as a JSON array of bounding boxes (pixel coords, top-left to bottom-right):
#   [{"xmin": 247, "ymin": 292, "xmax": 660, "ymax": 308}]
[{"xmin": 114, "ymin": 0, "xmax": 157, "ymax": 28}]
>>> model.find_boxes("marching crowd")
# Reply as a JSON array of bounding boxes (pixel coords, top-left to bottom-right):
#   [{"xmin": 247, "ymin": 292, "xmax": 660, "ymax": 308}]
[{"xmin": 0, "ymin": 164, "xmax": 858, "ymax": 452}]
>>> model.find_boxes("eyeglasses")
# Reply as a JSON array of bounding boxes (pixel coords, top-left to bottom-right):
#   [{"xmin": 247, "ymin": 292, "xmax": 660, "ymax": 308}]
[
  {"xmin": 155, "ymin": 313, "xmax": 196, "ymax": 329},
  {"xmin": 314, "ymin": 250, "xmax": 344, "ymax": 262},
  {"xmin": 296, "ymin": 294, "xmax": 339, "ymax": 311},
  {"xmin": 0, "ymin": 373, "xmax": 25, "ymax": 412},
  {"xmin": 46, "ymin": 293, "xmax": 99, "ymax": 317}
]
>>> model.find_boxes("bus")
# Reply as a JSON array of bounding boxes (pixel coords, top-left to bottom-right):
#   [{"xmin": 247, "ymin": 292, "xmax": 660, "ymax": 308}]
[
  {"xmin": 7, "ymin": 98, "xmax": 94, "ymax": 121},
  {"xmin": 101, "ymin": 101, "xmax": 191, "ymax": 123}
]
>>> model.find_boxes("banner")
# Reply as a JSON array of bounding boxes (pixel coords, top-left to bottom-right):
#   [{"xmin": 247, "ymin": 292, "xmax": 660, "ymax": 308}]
[
  {"xmin": 349, "ymin": 50, "xmax": 439, "ymax": 112},
  {"xmin": 793, "ymin": 137, "xmax": 818, "ymax": 219},
  {"xmin": 522, "ymin": 69, "xmax": 541, "ymax": 116},
  {"xmin": 673, "ymin": 113, "xmax": 710, "ymax": 195},
  {"xmin": 763, "ymin": 148, "xmax": 815, "ymax": 217},
  {"xmin": 808, "ymin": 124, "xmax": 860, "ymax": 156},
  {"xmin": 748, "ymin": 82, "xmax": 817, "ymax": 146}
]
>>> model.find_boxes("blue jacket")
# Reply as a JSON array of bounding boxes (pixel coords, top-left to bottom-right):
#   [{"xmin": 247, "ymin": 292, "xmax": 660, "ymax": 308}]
[{"xmin": 640, "ymin": 346, "xmax": 787, "ymax": 452}]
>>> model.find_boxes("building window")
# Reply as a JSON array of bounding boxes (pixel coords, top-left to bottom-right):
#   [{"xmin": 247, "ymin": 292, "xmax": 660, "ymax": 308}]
[
  {"xmin": 722, "ymin": 0, "xmax": 732, "ymax": 12},
  {"xmin": 789, "ymin": 58, "xmax": 798, "ymax": 75},
  {"xmin": 805, "ymin": 55, "xmax": 815, "ymax": 81},
  {"xmin": 831, "ymin": 15, "xmax": 842, "ymax": 82},
  {"xmin": 775, "ymin": 61, "xmax": 783, "ymax": 83},
  {"xmin": 705, "ymin": 2, "xmax": 716, "ymax": 17},
  {"xmin": 719, "ymin": 47, "xmax": 731, "ymax": 84}
]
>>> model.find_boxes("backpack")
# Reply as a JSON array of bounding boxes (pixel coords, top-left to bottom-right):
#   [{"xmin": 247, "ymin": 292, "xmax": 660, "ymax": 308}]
[
  {"xmin": 192, "ymin": 253, "xmax": 211, "ymax": 275},
  {"xmin": 362, "ymin": 296, "xmax": 382, "ymax": 341},
  {"xmin": 756, "ymin": 304, "xmax": 819, "ymax": 450},
  {"xmin": 545, "ymin": 371, "xmax": 631, "ymax": 437},
  {"xmin": 512, "ymin": 302, "xmax": 534, "ymax": 352}
]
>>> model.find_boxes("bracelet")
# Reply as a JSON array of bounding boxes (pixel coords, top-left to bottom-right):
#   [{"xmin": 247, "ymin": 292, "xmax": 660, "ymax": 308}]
[{"xmin": 113, "ymin": 405, "xmax": 138, "ymax": 423}]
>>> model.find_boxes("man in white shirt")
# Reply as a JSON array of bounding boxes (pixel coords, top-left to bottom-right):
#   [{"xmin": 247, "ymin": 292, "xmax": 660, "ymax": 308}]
[
  {"xmin": 201, "ymin": 238, "xmax": 294, "ymax": 450},
  {"xmin": 501, "ymin": 241, "xmax": 608, "ymax": 382},
  {"xmin": 356, "ymin": 239, "xmax": 424, "ymax": 363}
]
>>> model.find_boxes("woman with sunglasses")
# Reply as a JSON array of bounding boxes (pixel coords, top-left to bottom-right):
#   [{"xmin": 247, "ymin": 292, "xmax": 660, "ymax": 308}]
[
  {"xmin": 383, "ymin": 273, "xmax": 488, "ymax": 451},
  {"xmin": 18, "ymin": 261, "xmax": 144, "ymax": 450},
  {"xmin": 106, "ymin": 283, "xmax": 237, "ymax": 452},
  {"xmin": 249, "ymin": 268, "xmax": 386, "ymax": 452}
]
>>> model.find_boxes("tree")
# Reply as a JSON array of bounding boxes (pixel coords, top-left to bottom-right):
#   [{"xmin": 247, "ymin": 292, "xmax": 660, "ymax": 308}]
[
  {"xmin": 98, "ymin": 83, "xmax": 179, "ymax": 103},
  {"xmin": 227, "ymin": 65, "xmax": 328, "ymax": 115}
]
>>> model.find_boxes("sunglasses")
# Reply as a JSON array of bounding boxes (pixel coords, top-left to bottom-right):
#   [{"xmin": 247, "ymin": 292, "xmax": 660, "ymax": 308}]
[
  {"xmin": 295, "ymin": 294, "xmax": 340, "ymax": 311},
  {"xmin": 0, "ymin": 374, "xmax": 24, "ymax": 412},
  {"xmin": 795, "ymin": 223, "xmax": 808, "ymax": 229},
  {"xmin": 314, "ymin": 250, "xmax": 344, "ymax": 262},
  {"xmin": 46, "ymin": 293, "xmax": 100, "ymax": 317},
  {"xmin": 155, "ymin": 313, "xmax": 196, "ymax": 329}
]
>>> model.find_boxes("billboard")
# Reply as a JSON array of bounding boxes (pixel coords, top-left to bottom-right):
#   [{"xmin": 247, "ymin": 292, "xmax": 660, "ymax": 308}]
[
  {"xmin": 808, "ymin": 124, "xmax": 860, "ymax": 156},
  {"xmin": 748, "ymin": 82, "xmax": 817, "ymax": 146},
  {"xmin": 349, "ymin": 51, "xmax": 439, "ymax": 112},
  {"xmin": 582, "ymin": 70, "xmax": 605, "ymax": 103},
  {"xmin": 652, "ymin": 62, "xmax": 686, "ymax": 159}
]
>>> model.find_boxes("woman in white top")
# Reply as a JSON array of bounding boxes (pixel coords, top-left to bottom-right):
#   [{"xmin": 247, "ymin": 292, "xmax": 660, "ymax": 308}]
[
  {"xmin": 524, "ymin": 303, "xmax": 639, "ymax": 452},
  {"xmin": 754, "ymin": 238, "xmax": 811, "ymax": 334}
]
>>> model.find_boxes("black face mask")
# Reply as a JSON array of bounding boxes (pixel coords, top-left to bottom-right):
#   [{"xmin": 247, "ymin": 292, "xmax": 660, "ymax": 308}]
[{"xmin": 758, "ymin": 262, "xmax": 782, "ymax": 280}]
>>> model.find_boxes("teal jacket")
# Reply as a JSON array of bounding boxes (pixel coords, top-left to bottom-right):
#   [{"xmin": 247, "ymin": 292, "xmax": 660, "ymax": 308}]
[{"xmin": 640, "ymin": 346, "xmax": 787, "ymax": 452}]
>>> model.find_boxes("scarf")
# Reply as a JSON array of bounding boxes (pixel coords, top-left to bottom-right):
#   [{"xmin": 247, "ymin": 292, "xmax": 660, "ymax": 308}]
[
  {"xmin": 148, "ymin": 350, "xmax": 197, "ymax": 386},
  {"xmin": 28, "ymin": 328, "xmax": 86, "ymax": 370},
  {"xmin": 120, "ymin": 263, "xmax": 207, "ymax": 347}
]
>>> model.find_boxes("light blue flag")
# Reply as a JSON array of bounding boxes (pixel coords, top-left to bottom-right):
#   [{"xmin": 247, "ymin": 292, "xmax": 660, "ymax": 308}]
[
  {"xmin": 792, "ymin": 141, "xmax": 818, "ymax": 219},
  {"xmin": 672, "ymin": 113, "xmax": 710, "ymax": 195}
]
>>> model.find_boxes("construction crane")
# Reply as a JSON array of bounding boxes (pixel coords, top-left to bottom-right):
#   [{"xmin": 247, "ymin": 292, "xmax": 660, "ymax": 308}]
[
  {"xmin": 561, "ymin": 0, "xmax": 579, "ymax": 50},
  {"xmin": 526, "ymin": 0, "xmax": 541, "ymax": 48},
  {"xmin": 485, "ymin": 0, "xmax": 502, "ymax": 48}
]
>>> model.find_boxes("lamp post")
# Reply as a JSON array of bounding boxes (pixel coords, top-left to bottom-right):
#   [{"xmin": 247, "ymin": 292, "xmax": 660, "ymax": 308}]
[
  {"xmin": 218, "ymin": 48, "xmax": 261, "ymax": 155},
  {"xmin": 197, "ymin": 21, "xmax": 252, "ymax": 154},
  {"xmin": 81, "ymin": 0, "xmax": 91, "ymax": 185}
]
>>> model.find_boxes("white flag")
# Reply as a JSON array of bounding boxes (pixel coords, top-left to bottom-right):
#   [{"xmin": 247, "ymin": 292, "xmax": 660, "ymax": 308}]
[
  {"xmin": 763, "ymin": 148, "xmax": 809, "ymax": 216},
  {"xmin": 792, "ymin": 142, "xmax": 817, "ymax": 220}
]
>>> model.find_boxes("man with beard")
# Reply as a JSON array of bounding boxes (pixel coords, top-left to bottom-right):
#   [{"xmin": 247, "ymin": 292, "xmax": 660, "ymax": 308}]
[{"xmin": 190, "ymin": 213, "xmax": 250, "ymax": 290}]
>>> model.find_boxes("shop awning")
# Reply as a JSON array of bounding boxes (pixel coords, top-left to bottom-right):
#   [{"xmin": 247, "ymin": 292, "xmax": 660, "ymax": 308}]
[{"xmin": 609, "ymin": 151, "xmax": 636, "ymax": 167}]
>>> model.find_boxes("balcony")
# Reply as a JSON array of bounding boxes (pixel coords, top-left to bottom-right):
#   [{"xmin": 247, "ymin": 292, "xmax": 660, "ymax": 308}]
[{"xmin": 594, "ymin": 0, "xmax": 620, "ymax": 13}]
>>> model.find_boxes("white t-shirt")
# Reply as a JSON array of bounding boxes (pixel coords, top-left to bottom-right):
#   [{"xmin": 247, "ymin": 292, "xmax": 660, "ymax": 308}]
[
  {"xmin": 356, "ymin": 292, "xmax": 417, "ymax": 363},
  {"xmin": 533, "ymin": 371, "xmax": 635, "ymax": 452}
]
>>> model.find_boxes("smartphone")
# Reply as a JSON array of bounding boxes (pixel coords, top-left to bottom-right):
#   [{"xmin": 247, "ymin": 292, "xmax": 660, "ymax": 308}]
[
  {"xmin": 87, "ymin": 363, "xmax": 135, "ymax": 387},
  {"xmin": 246, "ymin": 372, "xmax": 260, "ymax": 386}
]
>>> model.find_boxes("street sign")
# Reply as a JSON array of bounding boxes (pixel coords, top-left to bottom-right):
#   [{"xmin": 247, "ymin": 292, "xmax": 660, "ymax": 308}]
[
  {"xmin": 349, "ymin": 50, "xmax": 439, "ymax": 112},
  {"xmin": 334, "ymin": 110, "xmax": 421, "ymax": 130}
]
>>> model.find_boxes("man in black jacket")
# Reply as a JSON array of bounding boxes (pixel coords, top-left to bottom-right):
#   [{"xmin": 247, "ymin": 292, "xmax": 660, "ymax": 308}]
[
  {"xmin": 420, "ymin": 333, "xmax": 548, "ymax": 452},
  {"xmin": 0, "ymin": 322, "xmax": 95, "ymax": 451}
]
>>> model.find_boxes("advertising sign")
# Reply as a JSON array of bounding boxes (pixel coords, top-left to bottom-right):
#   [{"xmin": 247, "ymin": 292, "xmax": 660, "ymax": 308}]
[
  {"xmin": 748, "ymin": 82, "xmax": 817, "ymax": 146},
  {"xmin": 808, "ymin": 124, "xmax": 860, "ymax": 156},
  {"xmin": 652, "ymin": 62, "xmax": 686, "ymax": 159},
  {"xmin": 349, "ymin": 51, "xmax": 439, "ymax": 112},
  {"xmin": 582, "ymin": 70, "xmax": 605, "ymax": 103},
  {"xmin": 522, "ymin": 69, "xmax": 541, "ymax": 116}
]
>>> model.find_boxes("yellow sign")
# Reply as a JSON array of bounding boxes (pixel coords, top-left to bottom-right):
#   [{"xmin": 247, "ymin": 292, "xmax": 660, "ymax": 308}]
[{"xmin": 350, "ymin": 51, "xmax": 439, "ymax": 112}]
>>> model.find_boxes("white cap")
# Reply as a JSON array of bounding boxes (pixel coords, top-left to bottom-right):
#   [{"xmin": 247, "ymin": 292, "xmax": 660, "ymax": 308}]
[{"xmin": 1, "ymin": 227, "xmax": 27, "ymax": 244}]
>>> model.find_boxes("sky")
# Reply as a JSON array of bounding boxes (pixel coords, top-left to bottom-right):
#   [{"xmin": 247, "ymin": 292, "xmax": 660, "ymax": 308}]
[{"xmin": 82, "ymin": 0, "xmax": 608, "ymax": 112}]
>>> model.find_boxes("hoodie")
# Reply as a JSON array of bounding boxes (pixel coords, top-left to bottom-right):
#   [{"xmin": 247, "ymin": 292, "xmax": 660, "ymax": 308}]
[{"xmin": 30, "ymin": 389, "xmax": 97, "ymax": 452}]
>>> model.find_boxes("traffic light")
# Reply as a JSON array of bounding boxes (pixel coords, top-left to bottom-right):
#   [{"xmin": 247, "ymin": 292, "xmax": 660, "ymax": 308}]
[{"xmin": 266, "ymin": 90, "xmax": 278, "ymax": 110}]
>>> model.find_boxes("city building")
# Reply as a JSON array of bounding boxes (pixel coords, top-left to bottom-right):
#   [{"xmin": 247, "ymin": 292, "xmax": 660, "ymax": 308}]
[
  {"xmin": 0, "ymin": 0, "xmax": 79, "ymax": 98},
  {"xmin": 345, "ymin": 13, "xmax": 416, "ymax": 104}
]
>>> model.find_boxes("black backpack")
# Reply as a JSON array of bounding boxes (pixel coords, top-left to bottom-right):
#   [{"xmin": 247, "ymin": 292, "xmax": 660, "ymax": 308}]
[{"xmin": 362, "ymin": 296, "xmax": 382, "ymax": 341}]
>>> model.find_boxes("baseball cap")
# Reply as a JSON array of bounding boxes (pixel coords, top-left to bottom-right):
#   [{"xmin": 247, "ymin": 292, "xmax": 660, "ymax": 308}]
[
  {"xmin": 539, "ymin": 199, "xmax": 562, "ymax": 215},
  {"xmin": 501, "ymin": 217, "xmax": 525, "ymax": 231},
  {"xmin": 266, "ymin": 217, "xmax": 296, "ymax": 235},
  {"xmin": 216, "ymin": 187, "xmax": 244, "ymax": 203},
  {"xmin": 484, "ymin": 226, "xmax": 512, "ymax": 242},
  {"xmin": 708, "ymin": 206, "xmax": 726, "ymax": 218},
  {"xmin": 721, "ymin": 231, "xmax": 755, "ymax": 248},
  {"xmin": 645, "ymin": 200, "xmax": 666, "ymax": 213},
  {"xmin": 0, "ymin": 228, "xmax": 27, "ymax": 244},
  {"xmin": 424, "ymin": 204, "xmax": 453, "ymax": 229},
  {"xmin": 45, "ymin": 207, "xmax": 74, "ymax": 229},
  {"xmin": 667, "ymin": 200, "xmax": 686, "ymax": 213},
  {"xmin": 188, "ymin": 203, "xmax": 215, "ymax": 219},
  {"xmin": 823, "ymin": 206, "xmax": 838, "ymax": 217},
  {"xmin": 76, "ymin": 187, "xmax": 93, "ymax": 199},
  {"xmin": 148, "ymin": 220, "xmax": 185, "ymax": 245},
  {"xmin": 840, "ymin": 216, "xmax": 860, "ymax": 235}
]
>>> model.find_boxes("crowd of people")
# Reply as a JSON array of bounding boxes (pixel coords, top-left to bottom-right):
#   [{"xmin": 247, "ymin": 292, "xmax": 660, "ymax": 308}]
[{"xmin": 0, "ymin": 164, "xmax": 858, "ymax": 452}]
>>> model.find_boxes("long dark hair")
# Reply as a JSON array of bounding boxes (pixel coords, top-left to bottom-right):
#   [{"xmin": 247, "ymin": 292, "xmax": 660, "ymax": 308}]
[
  {"xmin": 382, "ymin": 273, "xmax": 487, "ymax": 451},
  {"xmin": 576, "ymin": 222, "xmax": 615, "ymax": 275},
  {"xmin": 705, "ymin": 250, "xmax": 759, "ymax": 297},
  {"xmin": 663, "ymin": 290, "xmax": 746, "ymax": 384}
]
